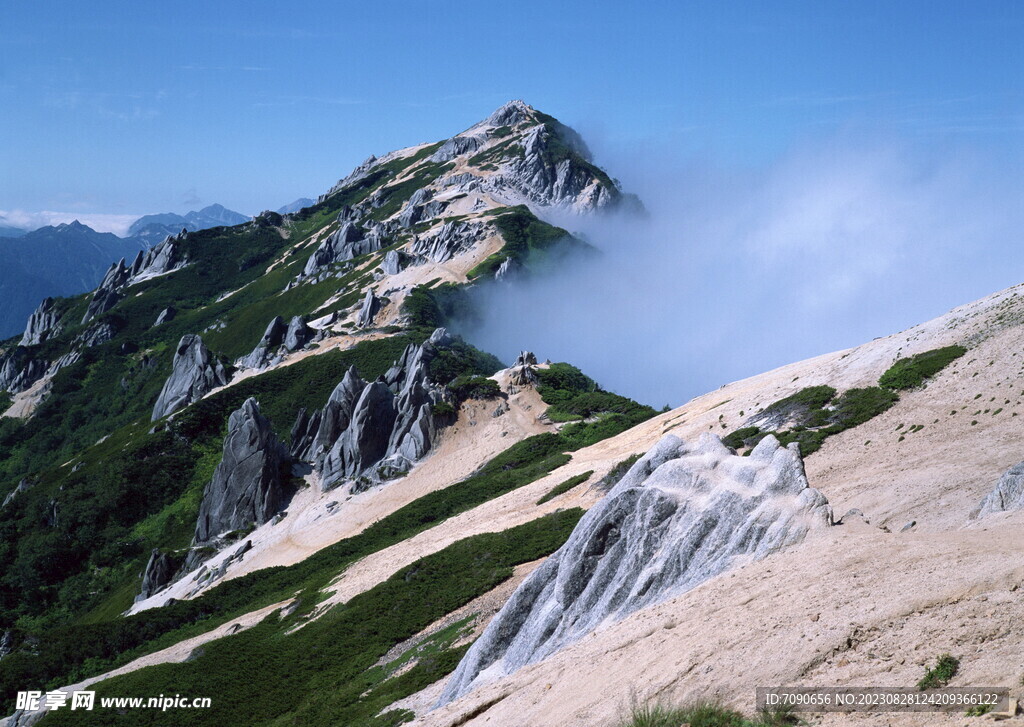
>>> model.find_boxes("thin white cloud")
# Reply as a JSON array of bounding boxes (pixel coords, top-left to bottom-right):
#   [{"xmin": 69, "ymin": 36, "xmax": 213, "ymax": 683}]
[{"xmin": 0, "ymin": 210, "xmax": 139, "ymax": 236}]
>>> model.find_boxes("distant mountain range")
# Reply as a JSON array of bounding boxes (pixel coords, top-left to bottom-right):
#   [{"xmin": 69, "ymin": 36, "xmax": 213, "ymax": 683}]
[
  {"xmin": 127, "ymin": 203, "xmax": 250, "ymax": 247},
  {"xmin": 0, "ymin": 221, "xmax": 146, "ymax": 338},
  {"xmin": 0, "ymin": 204, "xmax": 253, "ymax": 339},
  {"xmin": 275, "ymin": 198, "xmax": 314, "ymax": 215}
]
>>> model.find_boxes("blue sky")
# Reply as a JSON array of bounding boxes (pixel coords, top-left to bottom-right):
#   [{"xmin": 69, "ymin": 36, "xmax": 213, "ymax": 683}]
[{"xmin": 1, "ymin": 0, "xmax": 1022, "ymax": 226}]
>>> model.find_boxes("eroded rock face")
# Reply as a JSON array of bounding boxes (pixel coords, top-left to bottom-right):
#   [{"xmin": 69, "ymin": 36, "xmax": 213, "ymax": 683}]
[
  {"xmin": 129, "ymin": 233, "xmax": 187, "ymax": 282},
  {"xmin": 438, "ymin": 433, "xmax": 833, "ymax": 705},
  {"xmin": 238, "ymin": 316, "xmax": 316, "ymax": 370},
  {"xmin": 151, "ymin": 335, "xmax": 230, "ymax": 421},
  {"xmin": 0, "ymin": 348, "xmax": 48, "ymax": 394},
  {"xmin": 20, "ymin": 298, "xmax": 61, "ymax": 346},
  {"xmin": 135, "ymin": 549, "xmax": 183, "ymax": 602},
  {"xmin": 293, "ymin": 329, "xmax": 454, "ymax": 491},
  {"xmin": 355, "ymin": 290, "xmax": 381, "ymax": 328},
  {"xmin": 410, "ymin": 221, "xmax": 482, "ymax": 263},
  {"xmin": 977, "ymin": 461, "xmax": 1024, "ymax": 516},
  {"xmin": 81, "ymin": 258, "xmax": 131, "ymax": 325},
  {"xmin": 194, "ymin": 398, "xmax": 291, "ymax": 543},
  {"xmin": 302, "ymin": 222, "xmax": 384, "ymax": 277}
]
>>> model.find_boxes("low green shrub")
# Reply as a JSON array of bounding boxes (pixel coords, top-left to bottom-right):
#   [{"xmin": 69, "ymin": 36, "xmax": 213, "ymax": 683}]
[
  {"xmin": 879, "ymin": 345, "xmax": 967, "ymax": 390},
  {"xmin": 918, "ymin": 653, "xmax": 959, "ymax": 690},
  {"xmin": 536, "ymin": 470, "xmax": 593, "ymax": 505}
]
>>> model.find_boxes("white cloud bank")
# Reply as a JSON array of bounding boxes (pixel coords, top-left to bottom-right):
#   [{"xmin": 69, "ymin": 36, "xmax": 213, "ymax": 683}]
[{"xmin": 0, "ymin": 210, "xmax": 139, "ymax": 236}]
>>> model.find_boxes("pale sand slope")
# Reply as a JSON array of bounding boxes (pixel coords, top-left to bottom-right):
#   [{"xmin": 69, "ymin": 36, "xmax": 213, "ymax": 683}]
[
  {"xmin": 416, "ymin": 518, "xmax": 1024, "ymax": 727},
  {"xmin": 403, "ymin": 283, "xmax": 1024, "ymax": 724},
  {"xmin": 131, "ymin": 380, "xmax": 554, "ymax": 613}
]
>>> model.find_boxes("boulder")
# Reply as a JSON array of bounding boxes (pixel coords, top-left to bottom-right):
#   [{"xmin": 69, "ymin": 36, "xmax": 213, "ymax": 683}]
[
  {"xmin": 438, "ymin": 433, "xmax": 833, "ymax": 705},
  {"xmin": 194, "ymin": 398, "xmax": 292, "ymax": 543},
  {"xmin": 20, "ymin": 298, "xmax": 61, "ymax": 346},
  {"xmin": 430, "ymin": 135, "xmax": 484, "ymax": 163},
  {"xmin": 291, "ymin": 367, "xmax": 367, "ymax": 462},
  {"xmin": 151, "ymin": 335, "xmax": 230, "ymax": 421},
  {"xmin": 410, "ymin": 221, "xmax": 482, "ymax": 263},
  {"xmin": 302, "ymin": 222, "xmax": 383, "ymax": 277},
  {"xmin": 154, "ymin": 307, "xmax": 176, "ymax": 326},
  {"xmin": 284, "ymin": 316, "xmax": 315, "ymax": 351},
  {"xmin": 320, "ymin": 381, "xmax": 397, "ymax": 491},
  {"xmin": 380, "ymin": 249, "xmax": 405, "ymax": 276},
  {"xmin": 135, "ymin": 549, "xmax": 183, "ymax": 602},
  {"xmin": 977, "ymin": 461, "xmax": 1024, "ymax": 516},
  {"xmin": 355, "ymin": 289, "xmax": 381, "ymax": 328}
]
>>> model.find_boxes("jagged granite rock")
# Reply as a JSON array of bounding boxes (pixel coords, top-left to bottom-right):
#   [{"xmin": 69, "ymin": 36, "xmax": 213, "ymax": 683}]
[
  {"xmin": 291, "ymin": 367, "xmax": 367, "ymax": 462},
  {"xmin": 194, "ymin": 398, "xmax": 292, "ymax": 543},
  {"xmin": 135, "ymin": 549, "xmax": 183, "ymax": 602},
  {"xmin": 302, "ymin": 222, "xmax": 384, "ymax": 277},
  {"xmin": 81, "ymin": 258, "xmax": 132, "ymax": 325},
  {"xmin": 977, "ymin": 460, "xmax": 1024, "ymax": 516},
  {"xmin": 410, "ymin": 221, "xmax": 482, "ymax": 263},
  {"xmin": 2, "ymin": 479, "xmax": 32, "ymax": 509},
  {"xmin": 322, "ymin": 155, "xmax": 378, "ymax": 200},
  {"xmin": 80, "ymin": 321, "xmax": 117, "ymax": 348},
  {"xmin": 320, "ymin": 381, "xmax": 397, "ymax": 491},
  {"xmin": 238, "ymin": 316, "xmax": 287, "ymax": 369},
  {"xmin": 154, "ymin": 307, "xmax": 176, "ymax": 326},
  {"xmin": 431, "ymin": 135, "xmax": 485, "ymax": 163},
  {"xmin": 301, "ymin": 329, "xmax": 453, "ymax": 490},
  {"xmin": 284, "ymin": 316, "xmax": 315, "ymax": 351},
  {"xmin": 486, "ymin": 99, "xmax": 533, "ymax": 127},
  {"xmin": 20, "ymin": 298, "xmax": 61, "ymax": 346},
  {"xmin": 129, "ymin": 232, "xmax": 186, "ymax": 281},
  {"xmin": 380, "ymin": 249, "xmax": 406, "ymax": 276},
  {"xmin": 151, "ymin": 335, "xmax": 230, "ymax": 421},
  {"xmin": 355, "ymin": 289, "xmax": 381, "ymax": 328},
  {"xmin": 438, "ymin": 433, "xmax": 833, "ymax": 705},
  {"xmin": 514, "ymin": 351, "xmax": 538, "ymax": 367},
  {"xmin": 0, "ymin": 348, "xmax": 48, "ymax": 394}
]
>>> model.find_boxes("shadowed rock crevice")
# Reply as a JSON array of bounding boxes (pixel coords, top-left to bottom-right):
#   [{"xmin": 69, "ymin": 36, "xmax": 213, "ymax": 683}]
[{"xmin": 151, "ymin": 334, "xmax": 231, "ymax": 421}]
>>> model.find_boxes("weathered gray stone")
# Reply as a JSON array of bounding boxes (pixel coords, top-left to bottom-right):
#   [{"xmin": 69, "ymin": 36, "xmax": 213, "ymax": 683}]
[
  {"xmin": 284, "ymin": 316, "xmax": 314, "ymax": 351},
  {"xmin": 194, "ymin": 398, "xmax": 291, "ymax": 543},
  {"xmin": 135, "ymin": 549, "xmax": 183, "ymax": 602},
  {"xmin": 130, "ymin": 233, "xmax": 186, "ymax": 281},
  {"xmin": 291, "ymin": 367, "xmax": 367, "ymax": 463},
  {"xmin": 978, "ymin": 461, "xmax": 1024, "ymax": 516},
  {"xmin": 438, "ymin": 433, "xmax": 833, "ymax": 705},
  {"xmin": 302, "ymin": 222, "xmax": 384, "ymax": 277},
  {"xmin": 410, "ymin": 221, "xmax": 482, "ymax": 263},
  {"xmin": 430, "ymin": 135, "xmax": 484, "ymax": 163},
  {"xmin": 355, "ymin": 289, "xmax": 381, "ymax": 328},
  {"xmin": 154, "ymin": 307, "xmax": 176, "ymax": 326},
  {"xmin": 20, "ymin": 298, "xmax": 61, "ymax": 346},
  {"xmin": 320, "ymin": 381, "xmax": 397, "ymax": 491},
  {"xmin": 151, "ymin": 335, "xmax": 230, "ymax": 421},
  {"xmin": 81, "ymin": 258, "xmax": 131, "ymax": 325},
  {"xmin": 380, "ymin": 249, "xmax": 406, "ymax": 276},
  {"xmin": 0, "ymin": 348, "xmax": 47, "ymax": 394},
  {"xmin": 2, "ymin": 479, "xmax": 32, "ymax": 509}
]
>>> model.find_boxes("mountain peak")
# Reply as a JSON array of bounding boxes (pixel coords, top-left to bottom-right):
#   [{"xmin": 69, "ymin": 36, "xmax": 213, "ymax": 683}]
[{"xmin": 484, "ymin": 99, "xmax": 536, "ymax": 127}]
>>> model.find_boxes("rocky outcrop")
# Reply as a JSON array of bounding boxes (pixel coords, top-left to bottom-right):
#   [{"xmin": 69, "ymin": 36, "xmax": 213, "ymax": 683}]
[
  {"xmin": 194, "ymin": 398, "xmax": 292, "ymax": 543},
  {"xmin": 430, "ymin": 135, "xmax": 484, "ymax": 163},
  {"xmin": 302, "ymin": 222, "xmax": 385, "ymax": 278},
  {"xmin": 508, "ymin": 351, "xmax": 538, "ymax": 389},
  {"xmin": 410, "ymin": 221, "xmax": 483, "ymax": 263},
  {"xmin": 438, "ymin": 433, "xmax": 833, "ymax": 705},
  {"xmin": 238, "ymin": 316, "xmax": 316, "ymax": 370},
  {"xmin": 20, "ymin": 298, "xmax": 61, "ymax": 346},
  {"xmin": 129, "ymin": 232, "xmax": 187, "ymax": 282},
  {"xmin": 485, "ymin": 99, "xmax": 533, "ymax": 127},
  {"xmin": 355, "ymin": 290, "xmax": 381, "ymax": 328},
  {"xmin": 0, "ymin": 348, "xmax": 48, "ymax": 394},
  {"xmin": 151, "ymin": 335, "xmax": 230, "ymax": 421},
  {"xmin": 2, "ymin": 479, "xmax": 32, "ymax": 509},
  {"xmin": 154, "ymin": 307, "xmax": 175, "ymax": 326},
  {"xmin": 135, "ymin": 549, "xmax": 183, "ymax": 602},
  {"xmin": 81, "ymin": 258, "xmax": 131, "ymax": 325},
  {"xmin": 977, "ymin": 461, "xmax": 1024, "ymax": 516},
  {"xmin": 291, "ymin": 367, "xmax": 367, "ymax": 462},
  {"xmin": 319, "ymin": 381, "xmax": 398, "ymax": 490},
  {"xmin": 292, "ymin": 329, "xmax": 454, "ymax": 491},
  {"xmin": 322, "ymin": 155, "xmax": 378, "ymax": 200},
  {"xmin": 380, "ymin": 250, "xmax": 406, "ymax": 276}
]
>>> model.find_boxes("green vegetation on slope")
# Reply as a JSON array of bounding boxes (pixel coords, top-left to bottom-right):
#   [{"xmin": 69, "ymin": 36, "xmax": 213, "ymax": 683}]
[
  {"xmin": 468, "ymin": 206, "xmax": 588, "ymax": 279},
  {"xmin": 879, "ymin": 345, "xmax": 967, "ymax": 390},
  {"xmin": 46, "ymin": 510, "xmax": 583, "ymax": 727}
]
